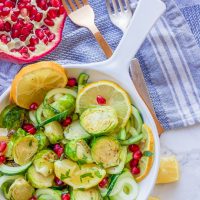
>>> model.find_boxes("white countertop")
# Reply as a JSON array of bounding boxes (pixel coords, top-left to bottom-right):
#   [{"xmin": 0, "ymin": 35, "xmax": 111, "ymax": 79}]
[{"xmin": 151, "ymin": 124, "xmax": 200, "ymax": 200}]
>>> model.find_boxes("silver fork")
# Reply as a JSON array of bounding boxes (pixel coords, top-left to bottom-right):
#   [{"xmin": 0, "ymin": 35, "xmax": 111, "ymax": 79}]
[{"xmin": 106, "ymin": 0, "xmax": 133, "ymax": 33}]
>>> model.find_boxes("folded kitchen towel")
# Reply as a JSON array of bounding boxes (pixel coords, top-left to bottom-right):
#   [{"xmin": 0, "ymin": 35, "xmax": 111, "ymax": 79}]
[{"xmin": 0, "ymin": 0, "xmax": 200, "ymax": 130}]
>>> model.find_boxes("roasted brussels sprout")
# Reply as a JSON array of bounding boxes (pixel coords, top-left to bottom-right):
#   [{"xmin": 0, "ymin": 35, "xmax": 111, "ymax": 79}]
[
  {"xmin": 65, "ymin": 139, "xmax": 93, "ymax": 164},
  {"xmin": 8, "ymin": 177, "xmax": 35, "ymax": 200},
  {"xmin": 44, "ymin": 121, "xmax": 64, "ymax": 144},
  {"xmin": 27, "ymin": 165, "xmax": 54, "ymax": 188},
  {"xmin": 80, "ymin": 106, "xmax": 118, "ymax": 135},
  {"xmin": 13, "ymin": 135, "xmax": 38, "ymax": 165},
  {"xmin": 34, "ymin": 131, "xmax": 49, "ymax": 150},
  {"xmin": 72, "ymin": 188, "xmax": 102, "ymax": 200},
  {"xmin": 91, "ymin": 136, "xmax": 120, "ymax": 168},
  {"xmin": 36, "ymin": 188, "xmax": 61, "ymax": 200},
  {"xmin": 0, "ymin": 105, "xmax": 27, "ymax": 130},
  {"xmin": 33, "ymin": 150, "xmax": 57, "ymax": 177}
]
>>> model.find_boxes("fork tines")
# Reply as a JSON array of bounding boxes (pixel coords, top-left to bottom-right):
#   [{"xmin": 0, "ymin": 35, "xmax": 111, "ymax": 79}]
[
  {"xmin": 62, "ymin": 0, "xmax": 88, "ymax": 14},
  {"xmin": 107, "ymin": 0, "xmax": 131, "ymax": 14}
]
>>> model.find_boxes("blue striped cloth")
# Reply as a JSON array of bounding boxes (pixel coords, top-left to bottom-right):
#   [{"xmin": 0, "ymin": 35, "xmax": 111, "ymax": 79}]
[{"xmin": 0, "ymin": 0, "xmax": 200, "ymax": 130}]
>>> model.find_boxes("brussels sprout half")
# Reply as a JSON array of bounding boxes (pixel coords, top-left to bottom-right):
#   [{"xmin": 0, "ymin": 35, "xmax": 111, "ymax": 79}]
[
  {"xmin": 36, "ymin": 188, "xmax": 61, "ymax": 200},
  {"xmin": 13, "ymin": 135, "xmax": 38, "ymax": 165},
  {"xmin": 34, "ymin": 131, "xmax": 49, "ymax": 151},
  {"xmin": 27, "ymin": 165, "xmax": 54, "ymax": 189},
  {"xmin": 33, "ymin": 150, "xmax": 57, "ymax": 177},
  {"xmin": 44, "ymin": 121, "xmax": 64, "ymax": 144},
  {"xmin": 65, "ymin": 139, "xmax": 93, "ymax": 164},
  {"xmin": 91, "ymin": 136, "xmax": 121, "ymax": 168},
  {"xmin": 72, "ymin": 188, "xmax": 102, "ymax": 200},
  {"xmin": 0, "ymin": 105, "xmax": 27, "ymax": 130},
  {"xmin": 80, "ymin": 106, "xmax": 118, "ymax": 135},
  {"xmin": 8, "ymin": 177, "xmax": 35, "ymax": 200}
]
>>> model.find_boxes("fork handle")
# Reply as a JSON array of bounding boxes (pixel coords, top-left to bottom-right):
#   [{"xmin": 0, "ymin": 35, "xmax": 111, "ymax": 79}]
[{"xmin": 89, "ymin": 25, "xmax": 113, "ymax": 58}]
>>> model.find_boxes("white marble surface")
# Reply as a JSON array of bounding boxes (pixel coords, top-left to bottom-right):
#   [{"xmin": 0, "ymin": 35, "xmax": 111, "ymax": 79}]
[{"xmin": 151, "ymin": 124, "xmax": 200, "ymax": 200}]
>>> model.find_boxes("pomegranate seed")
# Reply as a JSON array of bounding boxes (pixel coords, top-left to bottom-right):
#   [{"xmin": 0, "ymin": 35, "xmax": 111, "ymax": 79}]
[
  {"xmin": 30, "ymin": 36, "xmax": 39, "ymax": 46},
  {"xmin": 19, "ymin": 35, "xmax": 27, "ymax": 42},
  {"xmin": 4, "ymin": 22, "xmax": 11, "ymax": 32},
  {"xmin": 0, "ymin": 141, "xmax": 7, "ymax": 152},
  {"xmin": 22, "ymin": 123, "xmax": 36, "ymax": 135},
  {"xmin": 53, "ymin": 144, "xmax": 61, "ymax": 153},
  {"xmin": 13, "ymin": 8, "xmax": 20, "ymax": 16},
  {"xmin": 129, "ymin": 159, "xmax": 139, "ymax": 168},
  {"xmin": 96, "ymin": 95, "xmax": 106, "ymax": 105},
  {"xmin": 26, "ymin": 23, "xmax": 34, "ymax": 31},
  {"xmin": 44, "ymin": 18, "xmax": 54, "ymax": 26},
  {"xmin": 29, "ymin": 196, "xmax": 37, "ymax": 200},
  {"xmin": 131, "ymin": 166, "xmax": 140, "ymax": 175},
  {"xmin": 47, "ymin": 9, "xmax": 57, "ymax": 19},
  {"xmin": 61, "ymin": 194, "xmax": 70, "ymax": 200},
  {"xmin": 28, "ymin": 45, "xmax": 36, "ymax": 52},
  {"xmin": 20, "ymin": 7, "xmax": 28, "ymax": 16},
  {"xmin": 0, "ymin": 155, "xmax": 6, "ymax": 164},
  {"xmin": 29, "ymin": 102, "xmax": 38, "ymax": 110},
  {"xmin": 128, "ymin": 144, "xmax": 140, "ymax": 153},
  {"xmin": 14, "ymin": 23, "xmax": 23, "ymax": 30},
  {"xmin": 59, "ymin": 6, "xmax": 65, "ymax": 15},
  {"xmin": 67, "ymin": 78, "xmax": 77, "ymax": 87},
  {"xmin": 0, "ymin": 19, "xmax": 4, "ymax": 31},
  {"xmin": 48, "ymin": 33, "xmax": 55, "ymax": 42},
  {"xmin": 133, "ymin": 150, "xmax": 142, "ymax": 160},
  {"xmin": 2, "ymin": 7, "xmax": 10, "ymax": 16},
  {"xmin": 37, "ymin": 0, "xmax": 48, "ymax": 10},
  {"xmin": 0, "ymin": 35, "xmax": 10, "ymax": 44},
  {"xmin": 17, "ymin": 18, "xmax": 25, "ymax": 25},
  {"xmin": 11, "ymin": 14, "xmax": 18, "ymax": 22},
  {"xmin": 50, "ymin": 0, "xmax": 61, "ymax": 7},
  {"xmin": 35, "ymin": 29, "xmax": 44, "ymax": 40},
  {"xmin": 21, "ymin": 27, "xmax": 30, "ymax": 36},
  {"xmin": 18, "ymin": 3, "xmax": 26, "ymax": 9},
  {"xmin": 43, "ymin": 36, "xmax": 48, "ymax": 45},
  {"xmin": 4, "ymin": 0, "xmax": 15, "ymax": 8},
  {"xmin": 53, "ymin": 144, "xmax": 64, "ymax": 158},
  {"xmin": 98, "ymin": 177, "xmax": 108, "ymax": 188},
  {"xmin": 35, "ymin": 12, "xmax": 43, "ymax": 22},
  {"xmin": 0, "ymin": 3, "xmax": 3, "ymax": 9},
  {"xmin": 62, "ymin": 117, "xmax": 72, "ymax": 127},
  {"xmin": 54, "ymin": 177, "xmax": 64, "ymax": 186},
  {"xmin": 30, "ymin": 6, "xmax": 37, "ymax": 16},
  {"xmin": 11, "ymin": 30, "xmax": 20, "ymax": 38},
  {"xmin": 21, "ymin": 52, "xmax": 30, "ymax": 58}
]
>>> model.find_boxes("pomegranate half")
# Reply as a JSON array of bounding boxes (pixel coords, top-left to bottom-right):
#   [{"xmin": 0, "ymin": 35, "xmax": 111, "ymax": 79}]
[{"xmin": 0, "ymin": 0, "xmax": 67, "ymax": 64}]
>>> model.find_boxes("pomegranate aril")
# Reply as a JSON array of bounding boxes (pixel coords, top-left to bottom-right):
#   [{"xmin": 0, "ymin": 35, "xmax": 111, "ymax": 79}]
[
  {"xmin": 29, "ymin": 102, "xmax": 38, "ymax": 110},
  {"xmin": 54, "ymin": 177, "xmax": 64, "ymax": 186},
  {"xmin": 67, "ymin": 78, "xmax": 77, "ymax": 87},
  {"xmin": 19, "ymin": 35, "xmax": 27, "ymax": 42},
  {"xmin": 11, "ymin": 30, "xmax": 20, "ymax": 38},
  {"xmin": 19, "ymin": 46, "xmax": 28, "ymax": 54},
  {"xmin": 129, "ymin": 159, "xmax": 139, "ymax": 168},
  {"xmin": 53, "ymin": 144, "xmax": 64, "ymax": 158},
  {"xmin": 0, "ymin": 20, "xmax": 4, "ymax": 31},
  {"xmin": 35, "ymin": 12, "xmax": 43, "ymax": 22},
  {"xmin": 18, "ymin": 3, "xmax": 26, "ymax": 9},
  {"xmin": 21, "ymin": 52, "xmax": 30, "ymax": 58},
  {"xmin": 30, "ymin": 6, "xmax": 38, "ymax": 16},
  {"xmin": 30, "ymin": 36, "xmax": 39, "ymax": 46},
  {"xmin": 4, "ymin": 22, "xmax": 11, "ymax": 32},
  {"xmin": 22, "ymin": 123, "xmax": 36, "ymax": 134},
  {"xmin": 53, "ymin": 144, "xmax": 61, "ymax": 153},
  {"xmin": 128, "ymin": 144, "xmax": 140, "ymax": 153},
  {"xmin": 59, "ymin": 6, "xmax": 65, "ymax": 15},
  {"xmin": 98, "ymin": 177, "xmax": 108, "ymax": 188},
  {"xmin": 48, "ymin": 33, "xmax": 55, "ymax": 42},
  {"xmin": 0, "ymin": 3, "xmax": 3, "ymax": 9},
  {"xmin": 47, "ymin": 9, "xmax": 58, "ymax": 19},
  {"xmin": 35, "ymin": 29, "xmax": 45, "ymax": 40},
  {"xmin": 11, "ymin": 14, "xmax": 18, "ymax": 22},
  {"xmin": 133, "ymin": 150, "xmax": 142, "ymax": 160},
  {"xmin": 44, "ymin": 18, "xmax": 54, "ymax": 26},
  {"xmin": 0, "ymin": 155, "xmax": 6, "ymax": 164},
  {"xmin": 131, "ymin": 166, "xmax": 140, "ymax": 175},
  {"xmin": 0, "ymin": 141, "xmax": 7, "ymax": 152},
  {"xmin": 62, "ymin": 117, "xmax": 72, "ymax": 127},
  {"xmin": 43, "ymin": 36, "xmax": 48, "ymax": 45},
  {"xmin": 21, "ymin": 27, "xmax": 30, "ymax": 36},
  {"xmin": 28, "ymin": 45, "xmax": 36, "ymax": 52},
  {"xmin": 50, "ymin": 0, "xmax": 61, "ymax": 7},
  {"xmin": 29, "ymin": 196, "xmax": 37, "ymax": 200},
  {"xmin": 2, "ymin": 7, "xmax": 10, "ymax": 16},
  {"xmin": 61, "ymin": 193, "xmax": 70, "ymax": 200},
  {"xmin": 1, "ymin": 35, "xmax": 10, "ymax": 44},
  {"xmin": 13, "ymin": 8, "xmax": 20, "ymax": 15},
  {"xmin": 96, "ymin": 95, "xmax": 106, "ymax": 105},
  {"xmin": 4, "ymin": 0, "xmax": 15, "ymax": 8},
  {"xmin": 26, "ymin": 23, "xmax": 34, "ymax": 31}
]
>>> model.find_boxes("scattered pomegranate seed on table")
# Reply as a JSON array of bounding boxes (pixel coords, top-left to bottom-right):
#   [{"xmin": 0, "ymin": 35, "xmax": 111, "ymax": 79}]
[
  {"xmin": 98, "ymin": 177, "xmax": 109, "ymax": 188},
  {"xmin": 61, "ymin": 193, "xmax": 70, "ymax": 200},
  {"xmin": 67, "ymin": 78, "xmax": 77, "ymax": 87},
  {"xmin": 29, "ymin": 102, "xmax": 38, "ymax": 110},
  {"xmin": 133, "ymin": 150, "xmax": 143, "ymax": 160},
  {"xmin": 22, "ymin": 123, "xmax": 37, "ymax": 135},
  {"xmin": 0, "ymin": 141, "xmax": 7, "ymax": 153},
  {"xmin": 96, "ymin": 95, "xmax": 106, "ymax": 105},
  {"xmin": 128, "ymin": 144, "xmax": 140, "ymax": 152},
  {"xmin": 131, "ymin": 166, "xmax": 140, "ymax": 175},
  {"xmin": 62, "ymin": 117, "xmax": 72, "ymax": 127},
  {"xmin": 0, "ymin": 155, "xmax": 6, "ymax": 164},
  {"xmin": 54, "ymin": 176, "xmax": 64, "ymax": 186}
]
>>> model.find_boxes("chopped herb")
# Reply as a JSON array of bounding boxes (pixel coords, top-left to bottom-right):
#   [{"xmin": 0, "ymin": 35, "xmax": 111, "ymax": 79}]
[
  {"xmin": 94, "ymin": 170, "xmax": 102, "ymax": 178},
  {"xmin": 80, "ymin": 173, "xmax": 94, "ymax": 182},
  {"xmin": 143, "ymin": 151, "xmax": 154, "ymax": 157},
  {"xmin": 60, "ymin": 169, "xmax": 71, "ymax": 180}
]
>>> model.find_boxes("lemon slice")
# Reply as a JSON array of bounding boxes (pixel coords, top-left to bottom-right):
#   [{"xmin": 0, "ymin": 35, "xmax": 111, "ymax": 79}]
[
  {"xmin": 148, "ymin": 197, "xmax": 160, "ymax": 200},
  {"xmin": 156, "ymin": 156, "xmax": 180, "ymax": 184},
  {"xmin": 11, "ymin": 61, "xmax": 67, "ymax": 109},
  {"xmin": 54, "ymin": 159, "xmax": 106, "ymax": 189},
  {"xmin": 76, "ymin": 80, "xmax": 132, "ymax": 129},
  {"xmin": 135, "ymin": 124, "xmax": 154, "ymax": 182}
]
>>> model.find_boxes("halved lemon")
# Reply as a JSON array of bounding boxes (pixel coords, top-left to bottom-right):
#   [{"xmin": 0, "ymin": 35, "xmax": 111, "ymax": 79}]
[
  {"xmin": 10, "ymin": 61, "xmax": 67, "ymax": 109},
  {"xmin": 156, "ymin": 156, "xmax": 180, "ymax": 184},
  {"xmin": 76, "ymin": 80, "xmax": 132, "ymax": 129},
  {"xmin": 135, "ymin": 124, "xmax": 154, "ymax": 182}
]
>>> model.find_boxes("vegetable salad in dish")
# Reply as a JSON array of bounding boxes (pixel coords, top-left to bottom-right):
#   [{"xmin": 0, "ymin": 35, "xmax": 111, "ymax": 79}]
[{"xmin": 0, "ymin": 61, "xmax": 154, "ymax": 200}]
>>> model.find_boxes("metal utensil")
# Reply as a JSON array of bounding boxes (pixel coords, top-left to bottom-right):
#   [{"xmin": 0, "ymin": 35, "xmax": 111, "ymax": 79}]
[
  {"xmin": 62, "ymin": 0, "xmax": 113, "ymax": 58},
  {"xmin": 106, "ymin": 0, "xmax": 164, "ymax": 134}
]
